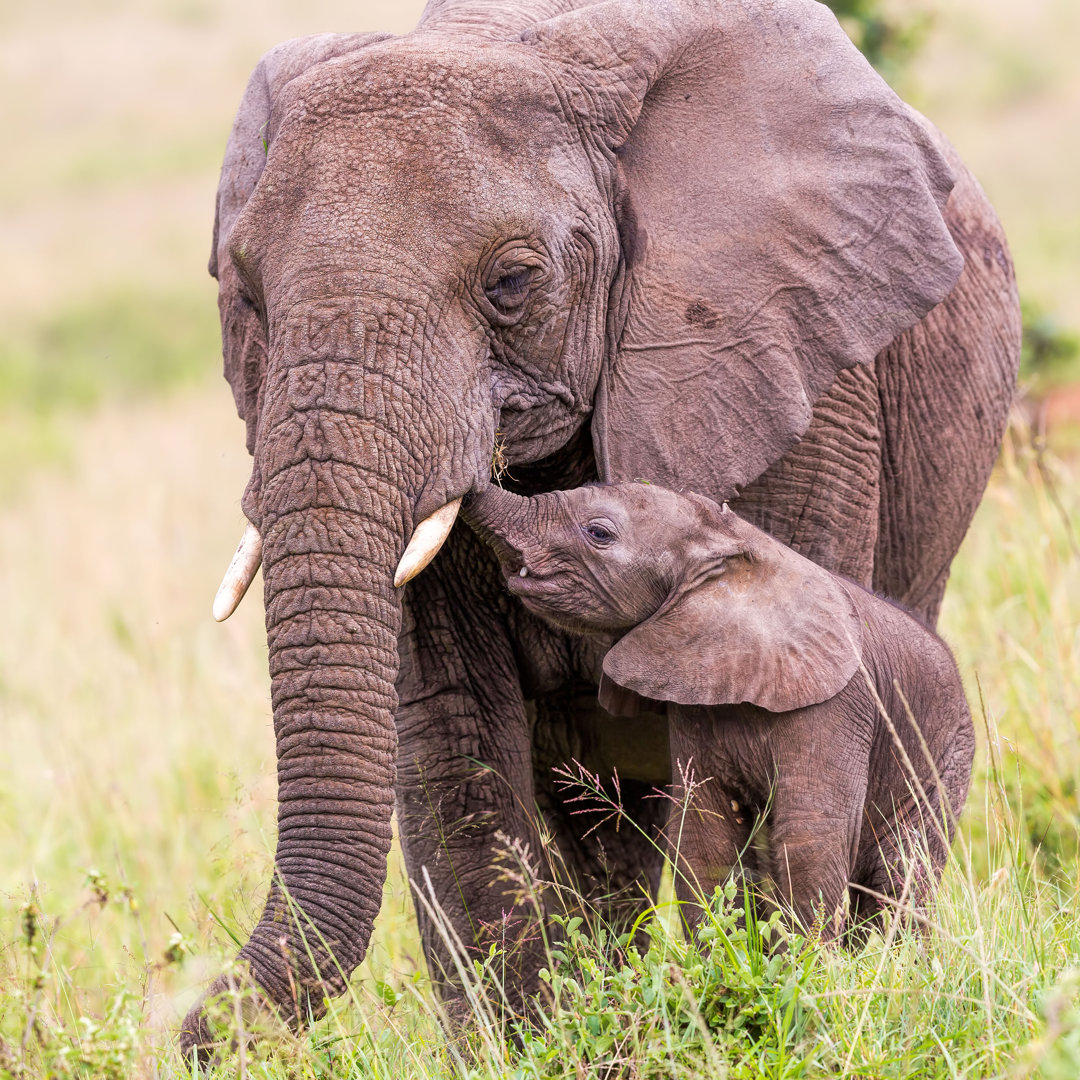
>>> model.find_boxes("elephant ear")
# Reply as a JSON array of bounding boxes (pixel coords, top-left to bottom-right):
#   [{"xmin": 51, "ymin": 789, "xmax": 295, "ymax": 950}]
[
  {"xmin": 600, "ymin": 516, "xmax": 863, "ymax": 714},
  {"xmin": 211, "ymin": 33, "xmax": 389, "ymax": 452},
  {"xmin": 527, "ymin": 0, "xmax": 964, "ymax": 501}
]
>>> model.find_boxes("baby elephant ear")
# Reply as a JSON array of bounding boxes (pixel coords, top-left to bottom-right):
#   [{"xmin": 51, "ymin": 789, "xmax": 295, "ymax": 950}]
[{"xmin": 602, "ymin": 535, "xmax": 863, "ymax": 714}]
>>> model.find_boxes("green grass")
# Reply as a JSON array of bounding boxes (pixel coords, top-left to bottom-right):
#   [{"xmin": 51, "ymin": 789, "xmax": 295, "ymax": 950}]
[
  {"xmin": 942, "ymin": 430, "xmax": 1080, "ymax": 881},
  {"xmin": 0, "ymin": 288, "xmax": 220, "ymax": 498}
]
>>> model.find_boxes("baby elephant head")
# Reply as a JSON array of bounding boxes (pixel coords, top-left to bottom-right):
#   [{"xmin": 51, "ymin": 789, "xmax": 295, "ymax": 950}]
[{"xmin": 465, "ymin": 482, "xmax": 863, "ymax": 716}]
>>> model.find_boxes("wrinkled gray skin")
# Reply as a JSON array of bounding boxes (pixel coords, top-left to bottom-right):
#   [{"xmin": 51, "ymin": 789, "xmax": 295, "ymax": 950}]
[
  {"xmin": 465, "ymin": 481, "xmax": 975, "ymax": 932},
  {"xmin": 182, "ymin": 0, "xmax": 1019, "ymax": 1055}
]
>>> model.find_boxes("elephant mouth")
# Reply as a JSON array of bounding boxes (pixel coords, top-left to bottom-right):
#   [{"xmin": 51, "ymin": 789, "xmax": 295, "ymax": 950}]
[
  {"xmin": 506, "ymin": 577, "xmax": 598, "ymax": 637},
  {"xmin": 481, "ymin": 538, "xmax": 532, "ymax": 584},
  {"xmin": 499, "ymin": 548, "xmax": 567, "ymax": 607},
  {"xmin": 505, "ymin": 569, "xmax": 563, "ymax": 605}
]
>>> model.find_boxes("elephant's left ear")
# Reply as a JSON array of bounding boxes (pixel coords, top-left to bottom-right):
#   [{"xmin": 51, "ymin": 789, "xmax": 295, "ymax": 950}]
[
  {"xmin": 600, "ymin": 529, "xmax": 864, "ymax": 714},
  {"xmin": 211, "ymin": 32, "xmax": 390, "ymax": 452},
  {"xmin": 526, "ymin": 0, "xmax": 963, "ymax": 500}
]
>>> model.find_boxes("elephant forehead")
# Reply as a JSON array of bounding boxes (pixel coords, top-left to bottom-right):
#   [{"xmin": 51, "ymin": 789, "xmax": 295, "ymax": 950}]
[
  {"xmin": 276, "ymin": 40, "xmax": 573, "ymax": 191},
  {"xmin": 605, "ymin": 483, "xmax": 702, "ymax": 526}
]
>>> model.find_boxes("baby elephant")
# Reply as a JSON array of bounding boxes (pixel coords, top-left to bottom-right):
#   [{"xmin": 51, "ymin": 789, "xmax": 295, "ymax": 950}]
[{"xmin": 465, "ymin": 481, "xmax": 974, "ymax": 934}]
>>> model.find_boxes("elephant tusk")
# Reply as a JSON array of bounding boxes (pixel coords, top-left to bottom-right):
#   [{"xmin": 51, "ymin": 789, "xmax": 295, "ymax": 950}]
[
  {"xmin": 394, "ymin": 498, "xmax": 462, "ymax": 588},
  {"xmin": 212, "ymin": 523, "xmax": 262, "ymax": 622}
]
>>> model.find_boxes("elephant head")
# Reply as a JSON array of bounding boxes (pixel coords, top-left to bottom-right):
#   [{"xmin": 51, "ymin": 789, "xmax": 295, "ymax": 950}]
[
  {"xmin": 183, "ymin": 0, "xmax": 962, "ymax": 1051},
  {"xmin": 464, "ymin": 480, "xmax": 862, "ymax": 715}
]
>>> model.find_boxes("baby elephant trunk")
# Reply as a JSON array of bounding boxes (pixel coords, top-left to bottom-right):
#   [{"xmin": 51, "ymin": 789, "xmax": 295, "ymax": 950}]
[{"xmin": 462, "ymin": 484, "xmax": 538, "ymax": 566}]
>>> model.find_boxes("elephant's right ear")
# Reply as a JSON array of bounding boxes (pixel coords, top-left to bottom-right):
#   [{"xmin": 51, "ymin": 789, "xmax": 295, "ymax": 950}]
[
  {"xmin": 212, "ymin": 33, "xmax": 389, "ymax": 452},
  {"xmin": 526, "ymin": 0, "xmax": 963, "ymax": 502}
]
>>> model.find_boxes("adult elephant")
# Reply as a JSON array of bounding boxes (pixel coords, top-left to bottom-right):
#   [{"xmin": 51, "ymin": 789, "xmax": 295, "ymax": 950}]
[{"xmin": 181, "ymin": 0, "xmax": 1019, "ymax": 1054}]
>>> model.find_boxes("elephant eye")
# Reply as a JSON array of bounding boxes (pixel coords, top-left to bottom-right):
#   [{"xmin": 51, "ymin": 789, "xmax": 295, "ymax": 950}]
[
  {"xmin": 582, "ymin": 522, "xmax": 616, "ymax": 546},
  {"xmin": 485, "ymin": 269, "xmax": 534, "ymax": 313}
]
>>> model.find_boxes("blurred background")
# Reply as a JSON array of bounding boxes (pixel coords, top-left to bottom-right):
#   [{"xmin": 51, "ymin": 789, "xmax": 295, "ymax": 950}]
[{"xmin": 0, "ymin": 0, "xmax": 1077, "ymax": 1069}]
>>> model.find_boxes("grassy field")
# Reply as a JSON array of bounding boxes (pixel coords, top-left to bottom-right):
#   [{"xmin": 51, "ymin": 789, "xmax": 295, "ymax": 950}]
[
  {"xmin": 0, "ymin": 390, "xmax": 1077, "ymax": 1077},
  {"xmin": 2, "ymin": 0, "xmax": 1079, "ymax": 1075}
]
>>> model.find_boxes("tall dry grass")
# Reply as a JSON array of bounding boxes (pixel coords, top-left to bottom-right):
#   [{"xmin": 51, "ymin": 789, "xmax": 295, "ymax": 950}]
[
  {"xmin": 0, "ymin": 386, "xmax": 423, "ymax": 1073},
  {"xmin": 941, "ymin": 420, "xmax": 1080, "ymax": 877}
]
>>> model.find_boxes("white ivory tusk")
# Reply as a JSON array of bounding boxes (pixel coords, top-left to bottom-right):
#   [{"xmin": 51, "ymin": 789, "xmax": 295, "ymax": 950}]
[
  {"xmin": 212, "ymin": 523, "xmax": 263, "ymax": 622},
  {"xmin": 394, "ymin": 498, "xmax": 462, "ymax": 588}
]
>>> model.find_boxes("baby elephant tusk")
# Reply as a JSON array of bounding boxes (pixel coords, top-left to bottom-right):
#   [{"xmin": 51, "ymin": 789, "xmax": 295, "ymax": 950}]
[
  {"xmin": 212, "ymin": 523, "xmax": 262, "ymax": 622},
  {"xmin": 394, "ymin": 498, "xmax": 462, "ymax": 588}
]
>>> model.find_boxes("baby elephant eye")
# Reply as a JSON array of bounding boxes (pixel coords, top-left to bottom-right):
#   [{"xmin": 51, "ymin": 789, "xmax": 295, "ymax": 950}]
[{"xmin": 582, "ymin": 522, "xmax": 616, "ymax": 545}]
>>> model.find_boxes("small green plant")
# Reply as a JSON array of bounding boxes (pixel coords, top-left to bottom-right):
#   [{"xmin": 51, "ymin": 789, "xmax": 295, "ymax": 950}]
[
  {"xmin": 517, "ymin": 887, "xmax": 822, "ymax": 1080},
  {"xmin": 824, "ymin": 0, "xmax": 931, "ymax": 82},
  {"xmin": 1021, "ymin": 298, "xmax": 1080, "ymax": 385},
  {"xmin": 0, "ymin": 877, "xmax": 149, "ymax": 1079}
]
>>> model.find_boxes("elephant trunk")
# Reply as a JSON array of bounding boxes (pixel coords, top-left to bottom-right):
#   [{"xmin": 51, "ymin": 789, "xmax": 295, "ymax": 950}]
[
  {"xmin": 462, "ymin": 484, "xmax": 558, "ymax": 572},
  {"xmin": 183, "ymin": 500, "xmax": 401, "ymax": 1053},
  {"xmin": 248, "ymin": 499, "xmax": 400, "ymax": 1005},
  {"xmin": 181, "ymin": 352, "xmax": 440, "ymax": 1054}
]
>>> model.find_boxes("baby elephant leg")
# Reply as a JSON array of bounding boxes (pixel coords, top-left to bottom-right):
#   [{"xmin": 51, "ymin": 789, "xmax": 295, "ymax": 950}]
[
  {"xmin": 765, "ymin": 745, "xmax": 869, "ymax": 938},
  {"xmin": 668, "ymin": 710, "xmax": 867, "ymax": 937},
  {"xmin": 668, "ymin": 770, "xmax": 758, "ymax": 916},
  {"xmin": 666, "ymin": 720, "xmax": 760, "ymax": 926},
  {"xmin": 854, "ymin": 783, "xmax": 961, "ymax": 927},
  {"xmin": 765, "ymin": 810, "xmax": 860, "ymax": 937},
  {"xmin": 852, "ymin": 710, "xmax": 974, "ymax": 930}
]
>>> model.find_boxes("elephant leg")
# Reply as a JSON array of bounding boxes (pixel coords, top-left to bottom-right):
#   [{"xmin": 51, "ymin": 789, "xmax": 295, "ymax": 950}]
[
  {"xmin": 764, "ymin": 813, "xmax": 858, "ymax": 939},
  {"xmin": 852, "ymin": 737, "xmax": 971, "ymax": 931},
  {"xmin": 758, "ymin": 715, "xmax": 869, "ymax": 939},
  {"xmin": 530, "ymin": 683, "xmax": 670, "ymax": 934},
  {"xmin": 874, "ymin": 162, "xmax": 1020, "ymax": 626},
  {"xmin": 765, "ymin": 754, "xmax": 866, "ymax": 937},
  {"xmin": 395, "ymin": 535, "xmax": 545, "ymax": 1015},
  {"xmin": 733, "ymin": 363, "xmax": 882, "ymax": 587},
  {"xmin": 851, "ymin": 793, "xmax": 922, "ymax": 931}
]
